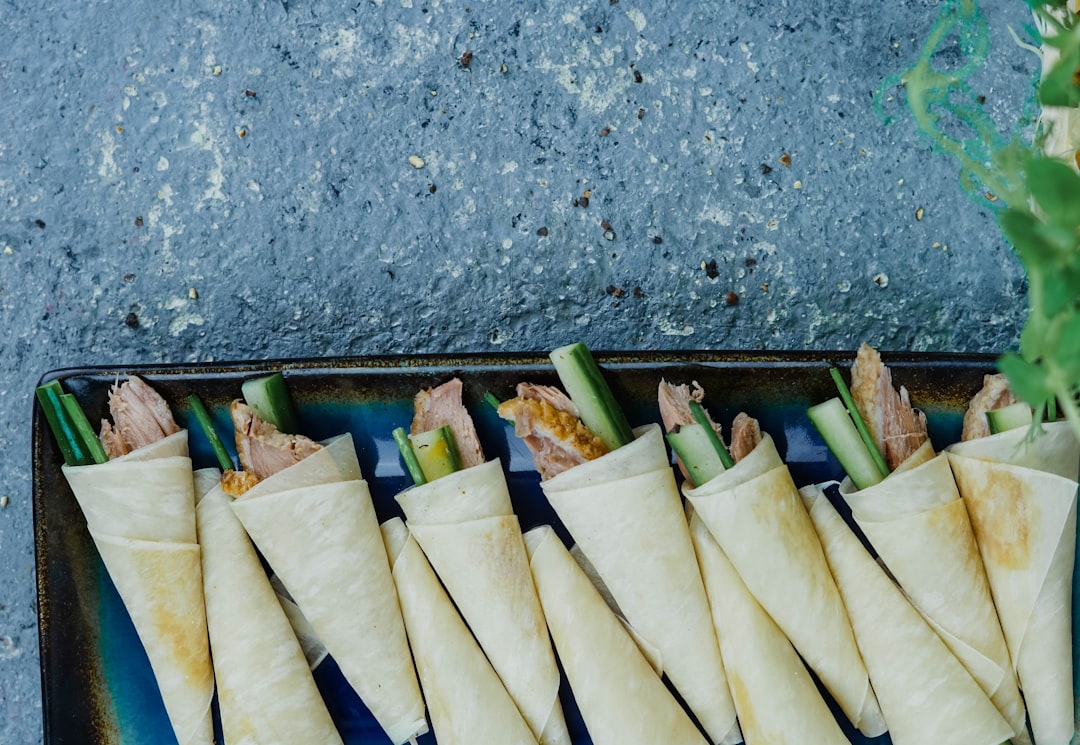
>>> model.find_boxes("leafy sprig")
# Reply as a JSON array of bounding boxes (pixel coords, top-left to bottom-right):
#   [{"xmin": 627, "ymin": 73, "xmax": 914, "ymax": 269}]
[{"xmin": 890, "ymin": 0, "xmax": 1080, "ymax": 439}]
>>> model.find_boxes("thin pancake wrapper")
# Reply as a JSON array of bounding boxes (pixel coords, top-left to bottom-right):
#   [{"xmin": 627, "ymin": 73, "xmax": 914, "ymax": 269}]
[
  {"xmin": 524, "ymin": 525, "xmax": 710, "ymax": 745},
  {"xmin": 947, "ymin": 421, "xmax": 1079, "ymax": 745},
  {"xmin": 803, "ymin": 484, "xmax": 1014, "ymax": 745},
  {"xmin": 381, "ymin": 518, "xmax": 538, "ymax": 745},
  {"xmin": 686, "ymin": 509, "xmax": 848, "ymax": 745},
  {"xmin": 839, "ymin": 441, "xmax": 1027, "ymax": 739},
  {"xmin": 396, "ymin": 459, "xmax": 569, "ymax": 745},
  {"xmin": 540, "ymin": 424, "xmax": 739, "ymax": 745},
  {"xmin": 62, "ymin": 430, "xmax": 214, "ymax": 745},
  {"xmin": 682, "ymin": 432, "xmax": 886, "ymax": 737},
  {"xmin": 193, "ymin": 469, "xmax": 342, "ymax": 745},
  {"xmin": 229, "ymin": 435, "xmax": 426, "ymax": 745}
]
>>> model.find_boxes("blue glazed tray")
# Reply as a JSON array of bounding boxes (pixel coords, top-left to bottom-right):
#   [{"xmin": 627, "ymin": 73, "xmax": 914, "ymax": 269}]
[{"xmin": 33, "ymin": 351, "xmax": 1013, "ymax": 744}]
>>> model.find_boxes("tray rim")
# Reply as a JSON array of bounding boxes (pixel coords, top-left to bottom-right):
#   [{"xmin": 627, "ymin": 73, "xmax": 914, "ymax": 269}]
[
  {"xmin": 33, "ymin": 348, "xmax": 1004, "ymax": 388},
  {"xmin": 31, "ymin": 349, "xmax": 1007, "ymax": 744}
]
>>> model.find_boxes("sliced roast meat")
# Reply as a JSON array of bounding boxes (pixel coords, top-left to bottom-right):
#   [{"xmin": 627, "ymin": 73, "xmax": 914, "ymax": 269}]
[
  {"xmin": 961, "ymin": 373, "xmax": 1020, "ymax": 441},
  {"xmin": 411, "ymin": 378, "xmax": 485, "ymax": 468},
  {"xmin": 98, "ymin": 375, "xmax": 180, "ymax": 457},
  {"xmin": 849, "ymin": 343, "xmax": 928, "ymax": 471},
  {"xmin": 231, "ymin": 400, "xmax": 322, "ymax": 481},
  {"xmin": 497, "ymin": 383, "xmax": 608, "ymax": 480}
]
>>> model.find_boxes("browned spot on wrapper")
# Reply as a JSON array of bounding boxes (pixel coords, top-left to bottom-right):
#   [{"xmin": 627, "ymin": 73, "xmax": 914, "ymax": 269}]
[
  {"xmin": 474, "ymin": 522, "xmax": 545, "ymax": 637},
  {"xmin": 729, "ymin": 674, "xmax": 757, "ymax": 738},
  {"xmin": 145, "ymin": 550, "xmax": 213, "ymax": 688},
  {"xmin": 957, "ymin": 464, "xmax": 1033, "ymax": 571},
  {"xmin": 927, "ymin": 499, "xmax": 989, "ymax": 580}
]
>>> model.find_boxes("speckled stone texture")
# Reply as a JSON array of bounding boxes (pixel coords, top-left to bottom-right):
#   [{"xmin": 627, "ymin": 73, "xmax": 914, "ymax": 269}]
[{"xmin": 0, "ymin": 0, "xmax": 1038, "ymax": 740}]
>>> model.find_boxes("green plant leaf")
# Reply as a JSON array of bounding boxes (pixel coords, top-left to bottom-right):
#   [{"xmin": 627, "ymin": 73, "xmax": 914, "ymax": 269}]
[
  {"xmin": 1031, "ymin": 257, "xmax": 1080, "ymax": 319},
  {"xmin": 1025, "ymin": 0, "xmax": 1068, "ymax": 10},
  {"xmin": 999, "ymin": 208, "xmax": 1064, "ymax": 266},
  {"xmin": 1019, "ymin": 311, "xmax": 1050, "ymax": 360},
  {"xmin": 998, "ymin": 352, "xmax": 1054, "ymax": 406},
  {"xmin": 1038, "ymin": 34, "xmax": 1080, "ymax": 107},
  {"xmin": 1054, "ymin": 312, "xmax": 1080, "ymax": 381},
  {"xmin": 1026, "ymin": 158, "xmax": 1080, "ymax": 230}
]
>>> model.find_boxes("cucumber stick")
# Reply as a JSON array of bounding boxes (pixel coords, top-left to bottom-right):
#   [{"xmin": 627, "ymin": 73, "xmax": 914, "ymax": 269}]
[
  {"xmin": 688, "ymin": 400, "xmax": 736, "ymax": 469},
  {"xmin": 986, "ymin": 402, "xmax": 1033, "ymax": 434},
  {"xmin": 829, "ymin": 367, "xmax": 890, "ymax": 480},
  {"xmin": 667, "ymin": 424, "xmax": 727, "ymax": 488},
  {"xmin": 808, "ymin": 397, "xmax": 886, "ymax": 490},
  {"xmin": 60, "ymin": 393, "xmax": 108, "ymax": 464},
  {"xmin": 241, "ymin": 372, "xmax": 299, "ymax": 434},
  {"xmin": 393, "ymin": 427, "xmax": 427, "ymax": 486},
  {"xmin": 409, "ymin": 425, "xmax": 462, "ymax": 482},
  {"xmin": 36, "ymin": 381, "xmax": 92, "ymax": 466},
  {"xmin": 550, "ymin": 342, "xmax": 634, "ymax": 450}
]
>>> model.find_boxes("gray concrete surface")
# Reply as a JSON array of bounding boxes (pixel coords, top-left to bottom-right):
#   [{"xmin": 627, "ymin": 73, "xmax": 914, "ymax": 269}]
[{"xmin": 1, "ymin": 0, "xmax": 1039, "ymax": 740}]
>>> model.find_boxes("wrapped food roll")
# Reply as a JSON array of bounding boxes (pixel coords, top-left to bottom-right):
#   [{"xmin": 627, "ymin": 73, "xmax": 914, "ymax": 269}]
[
  {"xmin": 947, "ymin": 420, "xmax": 1079, "ymax": 745},
  {"xmin": 538, "ymin": 424, "xmax": 740, "ymax": 745},
  {"xmin": 396, "ymin": 459, "xmax": 569, "ymax": 745},
  {"xmin": 829, "ymin": 352, "xmax": 1027, "ymax": 739},
  {"xmin": 682, "ymin": 432, "xmax": 886, "ymax": 737},
  {"xmin": 269, "ymin": 573, "xmax": 329, "ymax": 671},
  {"xmin": 228, "ymin": 434, "xmax": 426, "ymax": 745},
  {"xmin": 193, "ymin": 468, "xmax": 342, "ymax": 745},
  {"xmin": 524, "ymin": 525, "xmax": 710, "ymax": 745},
  {"xmin": 803, "ymin": 484, "xmax": 1015, "ymax": 745},
  {"xmin": 686, "ymin": 509, "xmax": 848, "ymax": 745},
  {"xmin": 381, "ymin": 518, "xmax": 538, "ymax": 745},
  {"xmin": 838, "ymin": 444, "xmax": 1027, "ymax": 739},
  {"xmin": 62, "ymin": 381, "xmax": 214, "ymax": 745}
]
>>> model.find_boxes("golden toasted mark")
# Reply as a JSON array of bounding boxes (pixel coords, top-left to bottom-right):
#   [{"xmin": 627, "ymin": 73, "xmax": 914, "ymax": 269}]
[
  {"xmin": 957, "ymin": 466, "xmax": 1033, "ymax": 571},
  {"xmin": 221, "ymin": 469, "xmax": 259, "ymax": 497},
  {"xmin": 729, "ymin": 674, "xmax": 757, "ymax": 740},
  {"xmin": 472, "ymin": 523, "xmax": 549, "ymax": 652},
  {"xmin": 754, "ymin": 471, "xmax": 821, "ymax": 571},
  {"xmin": 144, "ymin": 550, "xmax": 212, "ymax": 688}
]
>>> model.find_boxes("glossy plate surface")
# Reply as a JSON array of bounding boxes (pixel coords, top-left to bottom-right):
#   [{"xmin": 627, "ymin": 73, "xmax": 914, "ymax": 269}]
[{"xmin": 34, "ymin": 350, "xmax": 1009, "ymax": 744}]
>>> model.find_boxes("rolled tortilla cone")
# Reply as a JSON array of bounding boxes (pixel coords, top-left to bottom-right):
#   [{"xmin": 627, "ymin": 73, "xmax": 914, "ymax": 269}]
[
  {"xmin": 193, "ymin": 468, "xmax": 343, "ymax": 745},
  {"xmin": 396, "ymin": 459, "xmax": 570, "ymax": 745},
  {"xmin": 947, "ymin": 421, "xmax": 1080, "ymax": 745},
  {"xmin": 839, "ymin": 442, "xmax": 1027, "ymax": 740},
  {"xmin": 568, "ymin": 544, "xmax": 664, "ymax": 674},
  {"xmin": 524, "ymin": 525, "xmax": 710, "ymax": 745},
  {"xmin": 802, "ymin": 485, "xmax": 1015, "ymax": 745},
  {"xmin": 62, "ymin": 430, "xmax": 214, "ymax": 745},
  {"xmin": 381, "ymin": 517, "xmax": 538, "ymax": 745},
  {"xmin": 229, "ymin": 435, "xmax": 426, "ymax": 745},
  {"xmin": 269, "ymin": 574, "xmax": 329, "ymax": 671},
  {"xmin": 683, "ymin": 432, "xmax": 885, "ymax": 737},
  {"xmin": 540, "ymin": 424, "xmax": 739, "ymax": 745},
  {"xmin": 686, "ymin": 509, "xmax": 848, "ymax": 745}
]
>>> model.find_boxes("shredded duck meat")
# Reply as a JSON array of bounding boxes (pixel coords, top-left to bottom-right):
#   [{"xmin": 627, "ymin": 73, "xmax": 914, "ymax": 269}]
[
  {"xmin": 961, "ymin": 374, "xmax": 1019, "ymax": 441},
  {"xmin": 729, "ymin": 412, "xmax": 762, "ymax": 463},
  {"xmin": 230, "ymin": 400, "xmax": 322, "ymax": 482},
  {"xmin": 98, "ymin": 375, "xmax": 181, "ymax": 459},
  {"xmin": 849, "ymin": 343, "xmax": 928, "ymax": 471},
  {"xmin": 411, "ymin": 378, "xmax": 485, "ymax": 469},
  {"xmin": 658, "ymin": 380, "xmax": 718, "ymax": 434},
  {"xmin": 497, "ymin": 382, "xmax": 608, "ymax": 480},
  {"xmin": 658, "ymin": 380, "xmax": 761, "ymax": 477}
]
